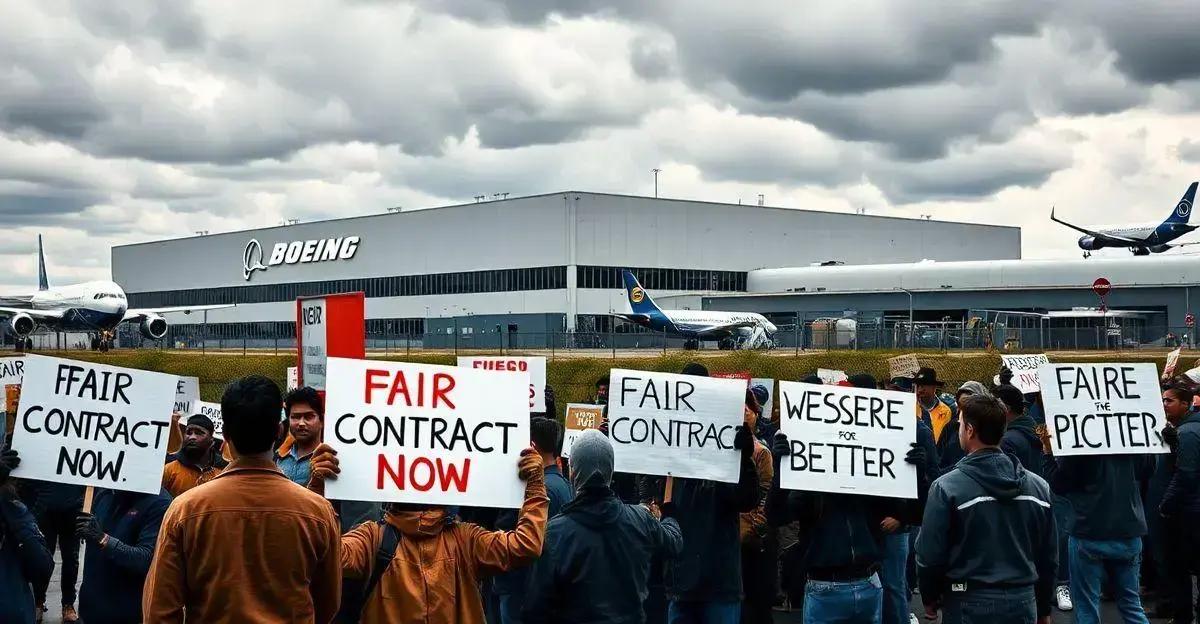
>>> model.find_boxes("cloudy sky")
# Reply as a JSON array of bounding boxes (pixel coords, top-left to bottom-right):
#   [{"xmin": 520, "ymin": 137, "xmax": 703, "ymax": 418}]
[{"xmin": 2, "ymin": 0, "xmax": 1199, "ymax": 290}]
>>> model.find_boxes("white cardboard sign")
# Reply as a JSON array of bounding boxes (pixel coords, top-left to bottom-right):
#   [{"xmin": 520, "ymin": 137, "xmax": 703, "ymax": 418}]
[
  {"xmin": 323, "ymin": 357, "xmax": 530, "ymax": 508},
  {"xmin": 0, "ymin": 357, "xmax": 24, "ymax": 386},
  {"xmin": 1039, "ymin": 363, "xmax": 1169, "ymax": 457},
  {"xmin": 1001, "ymin": 354, "xmax": 1050, "ymax": 394},
  {"xmin": 286, "ymin": 366, "xmax": 299, "ymax": 392},
  {"xmin": 778, "ymin": 381, "xmax": 918, "ymax": 498},
  {"xmin": 817, "ymin": 369, "xmax": 848, "ymax": 385},
  {"xmin": 1164, "ymin": 349, "xmax": 1182, "ymax": 379},
  {"xmin": 300, "ymin": 298, "xmax": 328, "ymax": 390},
  {"xmin": 561, "ymin": 403, "xmax": 604, "ymax": 459},
  {"xmin": 174, "ymin": 376, "xmax": 199, "ymax": 415},
  {"xmin": 10, "ymin": 355, "xmax": 176, "ymax": 494},
  {"xmin": 195, "ymin": 401, "xmax": 224, "ymax": 439},
  {"xmin": 887, "ymin": 354, "xmax": 920, "ymax": 380},
  {"xmin": 607, "ymin": 368, "xmax": 746, "ymax": 483},
  {"xmin": 457, "ymin": 356, "xmax": 547, "ymax": 412}
]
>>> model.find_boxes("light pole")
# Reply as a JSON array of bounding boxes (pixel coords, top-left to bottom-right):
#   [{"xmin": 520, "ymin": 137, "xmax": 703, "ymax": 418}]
[
  {"xmin": 652, "ymin": 168, "xmax": 662, "ymax": 198},
  {"xmin": 896, "ymin": 288, "xmax": 914, "ymax": 348}
]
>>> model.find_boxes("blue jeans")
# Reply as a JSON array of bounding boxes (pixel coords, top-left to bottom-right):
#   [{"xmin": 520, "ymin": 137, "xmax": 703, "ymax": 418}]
[
  {"xmin": 879, "ymin": 532, "xmax": 910, "ymax": 624},
  {"xmin": 1052, "ymin": 495, "xmax": 1072, "ymax": 584},
  {"xmin": 667, "ymin": 600, "xmax": 740, "ymax": 624},
  {"xmin": 803, "ymin": 573, "xmax": 883, "ymax": 624},
  {"xmin": 1069, "ymin": 536, "xmax": 1150, "ymax": 624},
  {"xmin": 942, "ymin": 586, "xmax": 1035, "ymax": 624}
]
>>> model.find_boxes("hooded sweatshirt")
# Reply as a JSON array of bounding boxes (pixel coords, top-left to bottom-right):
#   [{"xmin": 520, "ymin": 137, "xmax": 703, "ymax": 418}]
[
  {"xmin": 916, "ymin": 448, "xmax": 1057, "ymax": 618},
  {"xmin": 1042, "ymin": 452, "xmax": 1154, "ymax": 540},
  {"xmin": 1000, "ymin": 414, "xmax": 1043, "ymax": 477}
]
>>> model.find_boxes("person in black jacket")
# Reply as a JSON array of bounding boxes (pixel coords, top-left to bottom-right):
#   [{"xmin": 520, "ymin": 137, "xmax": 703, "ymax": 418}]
[
  {"xmin": 524, "ymin": 430, "xmax": 683, "ymax": 624},
  {"xmin": 1160, "ymin": 384, "xmax": 1200, "ymax": 623},
  {"xmin": 663, "ymin": 362, "xmax": 761, "ymax": 624},
  {"xmin": 996, "ymin": 384, "xmax": 1041, "ymax": 475},
  {"xmin": 74, "ymin": 487, "xmax": 172, "ymax": 624},
  {"xmin": 916, "ymin": 393, "xmax": 1057, "ymax": 624},
  {"xmin": 1042, "ymin": 427, "xmax": 1156, "ymax": 624},
  {"xmin": 0, "ymin": 448, "xmax": 53, "ymax": 624},
  {"xmin": 20, "ymin": 476, "xmax": 84, "ymax": 622}
]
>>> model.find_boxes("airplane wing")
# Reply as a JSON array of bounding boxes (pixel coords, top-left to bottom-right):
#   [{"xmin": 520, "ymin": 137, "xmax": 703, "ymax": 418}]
[
  {"xmin": 123, "ymin": 303, "xmax": 235, "ymax": 322},
  {"xmin": 613, "ymin": 312, "xmax": 651, "ymax": 323},
  {"xmin": 1050, "ymin": 207, "xmax": 1142, "ymax": 244},
  {"xmin": 0, "ymin": 307, "xmax": 64, "ymax": 320},
  {"xmin": 693, "ymin": 320, "xmax": 760, "ymax": 337},
  {"xmin": 1159, "ymin": 240, "xmax": 1200, "ymax": 250}
]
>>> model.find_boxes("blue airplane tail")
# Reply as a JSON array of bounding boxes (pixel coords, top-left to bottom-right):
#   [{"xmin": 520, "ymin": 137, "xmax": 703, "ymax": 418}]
[
  {"xmin": 622, "ymin": 270, "xmax": 662, "ymax": 316},
  {"xmin": 36, "ymin": 234, "xmax": 48, "ymax": 292},
  {"xmin": 1165, "ymin": 181, "xmax": 1197, "ymax": 225}
]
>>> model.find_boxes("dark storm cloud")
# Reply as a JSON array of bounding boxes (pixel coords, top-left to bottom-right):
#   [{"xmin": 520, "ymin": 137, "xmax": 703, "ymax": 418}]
[
  {"xmin": 1083, "ymin": 2, "xmax": 1200, "ymax": 84},
  {"xmin": 0, "ymin": 193, "xmax": 105, "ymax": 220},
  {"xmin": 871, "ymin": 143, "xmax": 1071, "ymax": 204}
]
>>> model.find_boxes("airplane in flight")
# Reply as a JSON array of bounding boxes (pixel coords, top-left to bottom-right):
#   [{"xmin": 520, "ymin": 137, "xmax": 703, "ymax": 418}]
[
  {"xmin": 1052, "ymin": 181, "xmax": 1199, "ymax": 257},
  {"xmin": 614, "ymin": 270, "xmax": 777, "ymax": 349},
  {"xmin": 0, "ymin": 236, "xmax": 233, "ymax": 350}
]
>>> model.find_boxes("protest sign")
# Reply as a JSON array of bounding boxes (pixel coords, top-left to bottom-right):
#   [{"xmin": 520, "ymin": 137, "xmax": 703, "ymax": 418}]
[
  {"xmin": 561, "ymin": 404, "xmax": 604, "ymax": 458},
  {"xmin": 712, "ymin": 371, "xmax": 752, "ymax": 385},
  {"xmin": 777, "ymin": 381, "xmax": 917, "ymax": 498},
  {"xmin": 457, "ymin": 356, "xmax": 547, "ymax": 412},
  {"xmin": 195, "ymin": 401, "xmax": 224, "ymax": 439},
  {"xmin": 323, "ymin": 357, "xmax": 530, "ymax": 508},
  {"xmin": 1164, "ymin": 349, "xmax": 1182, "ymax": 380},
  {"xmin": 607, "ymin": 368, "xmax": 746, "ymax": 483},
  {"xmin": 286, "ymin": 366, "xmax": 299, "ymax": 392},
  {"xmin": 751, "ymin": 378, "xmax": 775, "ymax": 419},
  {"xmin": 0, "ymin": 356, "xmax": 23, "ymax": 387},
  {"xmin": 817, "ymin": 369, "xmax": 848, "ymax": 385},
  {"xmin": 1039, "ymin": 362, "xmax": 1169, "ymax": 457},
  {"xmin": 1001, "ymin": 354, "xmax": 1050, "ymax": 394},
  {"xmin": 10, "ymin": 355, "xmax": 176, "ymax": 494},
  {"xmin": 887, "ymin": 354, "xmax": 920, "ymax": 380},
  {"xmin": 296, "ymin": 292, "xmax": 364, "ymax": 391},
  {"xmin": 174, "ymin": 376, "xmax": 199, "ymax": 415}
]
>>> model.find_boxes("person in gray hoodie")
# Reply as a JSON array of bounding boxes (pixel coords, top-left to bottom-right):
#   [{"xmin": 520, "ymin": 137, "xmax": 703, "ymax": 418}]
[{"xmin": 916, "ymin": 393, "xmax": 1057, "ymax": 624}]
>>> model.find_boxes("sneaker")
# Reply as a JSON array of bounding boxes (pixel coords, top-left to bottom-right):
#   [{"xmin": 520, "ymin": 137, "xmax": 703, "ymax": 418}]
[
  {"xmin": 1056, "ymin": 585, "xmax": 1074, "ymax": 611},
  {"xmin": 63, "ymin": 605, "xmax": 80, "ymax": 622},
  {"xmin": 909, "ymin": 614, "xmax": 920, "ymax": 624}
]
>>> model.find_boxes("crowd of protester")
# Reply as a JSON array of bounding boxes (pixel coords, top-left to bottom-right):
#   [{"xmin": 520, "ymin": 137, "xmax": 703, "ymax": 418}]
[{"xmin": 0, "ymin": 359, "xmax": 1198, "ymax": 624}]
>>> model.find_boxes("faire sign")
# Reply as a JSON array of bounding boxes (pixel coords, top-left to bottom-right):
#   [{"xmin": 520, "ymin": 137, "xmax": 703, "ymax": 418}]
[
  {"xmin": 1039, "ymin": 362, "xmax": 1169, "ymax": 457},
  {"xmin": 606, "ymin": 368, "xmax": 746, "ymax": 483},
  {"xmin": 778, "ymin": 381, "xmax": 917, "ymax": 498},
  {"xmin": 10, "ymin": 355, "xmax": 175, "ymax": 494},
  {"xmin": 323, "ymin": 357, "xmax": 530, "ymax": 508}
]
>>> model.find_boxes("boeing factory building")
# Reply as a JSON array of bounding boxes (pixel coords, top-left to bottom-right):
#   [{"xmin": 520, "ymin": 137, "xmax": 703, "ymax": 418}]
[{"xmin": 111, "ymin": 191, "xmax": 1020, "ymax": 347}]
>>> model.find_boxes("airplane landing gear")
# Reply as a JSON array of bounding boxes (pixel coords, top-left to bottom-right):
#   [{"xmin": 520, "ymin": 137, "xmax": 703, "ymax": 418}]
[
  {"xmin": 684, "ymin": 338, "xmax": 700, "ymax": 350},
  {"xmin": 1083, "ymin": 251, "xmax": 1091, "ymax": 259}
]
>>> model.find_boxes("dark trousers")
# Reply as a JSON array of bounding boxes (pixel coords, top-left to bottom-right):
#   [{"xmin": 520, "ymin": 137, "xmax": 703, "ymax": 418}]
[
  {"xmin": 33, "ymin": 507, "xmax": 80, "ymax": 607},
  {"xmin": 1166, "ymin": 515, "xmax": 1200, "ymax": 624},
  {"xmin": 741, "ymin": 540, "xmax": 774, "ymax": 624}
]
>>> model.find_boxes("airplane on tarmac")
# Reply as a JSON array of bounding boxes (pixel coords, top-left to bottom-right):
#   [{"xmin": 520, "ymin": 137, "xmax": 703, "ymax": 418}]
[
  {"xmin": 0, "ymin": 236, "xmax": 233, "ymax": 349},
  {"xmin": 1052, "ymin": 181, "xmax": 1199, "ymax": 257},
  {"xmin": 614, "ymin": 270, "xmax": 777, "ymax": 349}
]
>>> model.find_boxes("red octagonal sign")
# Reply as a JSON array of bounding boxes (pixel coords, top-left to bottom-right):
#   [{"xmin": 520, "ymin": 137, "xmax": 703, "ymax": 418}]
[{"xmin": 1092, "ymin": 277, "xmax": 1112, "ymax": 297}]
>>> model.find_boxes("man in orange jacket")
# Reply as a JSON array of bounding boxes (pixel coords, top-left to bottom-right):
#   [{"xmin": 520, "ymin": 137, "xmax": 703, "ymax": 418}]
[{"xmin": 307, "ymin": 442, "xmax": 549, "ymax": 624}]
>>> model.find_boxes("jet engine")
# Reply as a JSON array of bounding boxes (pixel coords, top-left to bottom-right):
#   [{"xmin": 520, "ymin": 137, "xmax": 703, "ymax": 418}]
[
  {"xmin": 140, "ymin": 314, "xmax": 168, "ymax": 340},
  {"xmin": 1149, "ymin": 244, "xmax": 1171, "ymax": 254},
  {"xmin": 9, "ymin": 313, "xmax": 35, "ymax": 337},
  {"xmin": 1078, "ymin": 236, "xmax": 1098, "ymax": 250}
]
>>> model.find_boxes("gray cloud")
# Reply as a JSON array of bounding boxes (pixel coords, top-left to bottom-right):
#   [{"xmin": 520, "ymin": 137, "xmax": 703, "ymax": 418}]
[{"xmin": 1178, "ymin": 139, "xmax": 1200, "ymax": 163}]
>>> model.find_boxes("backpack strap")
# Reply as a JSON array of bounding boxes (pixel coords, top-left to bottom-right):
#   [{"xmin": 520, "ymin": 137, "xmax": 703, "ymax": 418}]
[{"xmin": 362, "ymin": 520, "xmax": 401, "ymax": 608}]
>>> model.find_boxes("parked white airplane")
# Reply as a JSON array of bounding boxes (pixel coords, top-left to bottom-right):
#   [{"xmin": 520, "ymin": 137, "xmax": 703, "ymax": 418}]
[
  {"xmin": 1052, "ymin": 182, "xmax": 1199, "ymax": 257},
  {"xmin": 0, "ymin": 236, "xmax": 233, "ymax": 347},
  {"xmin": 614, "ymin": 270, "xmax": 777, "ymax": 349}
]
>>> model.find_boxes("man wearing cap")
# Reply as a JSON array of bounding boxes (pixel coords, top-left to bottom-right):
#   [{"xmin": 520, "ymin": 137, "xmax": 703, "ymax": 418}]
[
  {"xmin": 914, "ymin": 368, "xmax": 965, "ymax": 474},
  {"xmin": 161, "ymin": 414, "xmax": 228, "ymax": 497},
  {"xmin": 524, "ymin": 430, "xmax": 683, "ymax": 623}
]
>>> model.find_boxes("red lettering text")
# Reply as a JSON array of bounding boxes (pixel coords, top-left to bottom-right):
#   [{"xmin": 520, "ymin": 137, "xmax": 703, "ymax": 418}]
[{"xmin": 377, "ymin": 454, "xmax": 472, "ymax": 493}]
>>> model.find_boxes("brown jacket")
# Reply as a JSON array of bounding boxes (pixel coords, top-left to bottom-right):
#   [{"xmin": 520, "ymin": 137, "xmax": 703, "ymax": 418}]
[
  {"xmin": 161, "ymin": 449, "xmax": 228, "ymax": 498},
  {"xmin": 142, "ymin": 458, "xmax": 342, "ymax": 624},
  {"xmin": 740, "ymin": 439, "xmax": 774, "ymax": 546},
  {"xmin": 341, "ymin": 476, "xmax": 548, "ymax": 624}
]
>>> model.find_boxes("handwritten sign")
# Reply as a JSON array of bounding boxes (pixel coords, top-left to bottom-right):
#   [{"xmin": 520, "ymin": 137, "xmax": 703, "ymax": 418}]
[
  {"xmin": 887, "ymin": 354, "xmax": 920, "ymax": 380},
  {"xmin": 1001, "ymin": 354, "xmax": 1050, "ymax": 394},
  {"xmin": 817, "ymin": 369, "xmax": 848, "ymax": 385},
  {"xmin": 1039, "ymin": 363, "xmax": 1168, "ymax": 457},
  {"xmin": 286, "ymin": 366, "xmax": 299, "ymax": 392},
  {"xmin": 561, "ymin": 404, "xmax": 604, "ymax": 459},
  {"xmin": 1164, "ymin": 349, "xmax": 1182, "ymax": 380},
  {"xmin": 607, "ymin": 368, "xmax": 746, "ymax": 483},
  {"xmin": 300, "ymin": 299, "xmax": 328, "ymax": 390},
  {"xmin": 0, "ymin": 357, "xmax": 23, "ymax": 387},
  {"xmin": 778, "ymin": 381, "xmax": 917, "ymax": 498},
  {"xmin": 10, "ymin": 355, "xmax": 175, "ymax": 494},
  {"xmin": 323, "ymin": 357, "xmax": 530, "ymax": 507},
  {"xmin": 195, "ymin": 401, "xmax": 224, "ymax": 439},
  {"xmin": 174, "ymin": 376, "xmax": 199, "ymax": 415},
  {"xmin": 457, "ymin": 356, "xmax": 547, "ymax": 412},
  {"xmin": 751, "ymin": 378, "xmax": 775, "ymax": 419}
]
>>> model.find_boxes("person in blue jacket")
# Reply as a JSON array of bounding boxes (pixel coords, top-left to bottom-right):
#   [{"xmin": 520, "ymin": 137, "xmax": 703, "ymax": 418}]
[
  {"xmin": 74, "ymin": 486, "xmax": 172, "ymax": 624},
  {"xmin": 0, "ymin": 448, "xmax": 54, "ymax": 624}
]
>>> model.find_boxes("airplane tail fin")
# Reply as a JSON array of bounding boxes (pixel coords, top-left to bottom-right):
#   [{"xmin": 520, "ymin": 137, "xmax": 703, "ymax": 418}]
[
  {"xmin": 622, "ymin": 270, "xmax": 662, "ymax": 315},
  {"xmin": 36, "ymin": 234, "xmax": 48, "ymax": 292},
  {"xmin": 1165, "ymin": 181, "xmax": 1198, "ymax": 225}
]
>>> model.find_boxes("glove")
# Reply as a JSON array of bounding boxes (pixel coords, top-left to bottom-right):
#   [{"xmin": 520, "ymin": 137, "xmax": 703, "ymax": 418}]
[
  {"xmin": 1163, "ymin": 425, "xmax": 1180, "ymax": 451},
  {"xmin": 75, "ymin": 512, "xmax": 104, "ymax": 543},
  {"xmin": 0, "ymin": 448, "xmax": 19, "ymax": 485},
  {"xmin": 905, "ymin": 442, "xmax": 926, "ymax": 467},
  {"xmin": 517, "ymin": 448, "xmax": 544, "ymax": 482},
  {"xmin": 733, "ymin": 425, "xmax": 753, "ymax": 453},
  {"xmin": 307, "ymin": 443, "xmax": 341, "ymax": 493},
  {"xmin": 771, "ymin": 433, "xmax": 791, "ymax": 458}
]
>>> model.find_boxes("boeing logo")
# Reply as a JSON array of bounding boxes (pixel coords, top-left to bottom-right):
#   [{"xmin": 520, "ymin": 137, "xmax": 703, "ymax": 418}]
[{"xmin": 242, "ymin": 236, "xmax": 361, "ymax": 281}]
